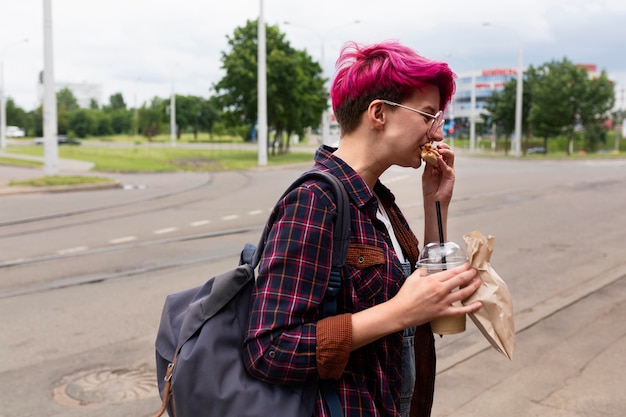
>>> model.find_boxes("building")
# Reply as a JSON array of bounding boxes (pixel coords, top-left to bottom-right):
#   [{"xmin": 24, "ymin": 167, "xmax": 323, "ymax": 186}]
[
  {"xmin": 37, "ymin": 71, "xmax": 102, "ymax": 109},
  {"xmin": 447, "ymin": 67, "xmax": 518, "ymax": 138},
  {"xmin": 449, "ymin": 63, "xmax": 611, "ymax": 139}
]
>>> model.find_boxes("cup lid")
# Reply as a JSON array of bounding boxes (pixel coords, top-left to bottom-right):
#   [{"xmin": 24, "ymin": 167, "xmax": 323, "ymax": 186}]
[{"xmin": 417, "ymin": 241, "xmax": 468, "ymax": 266}]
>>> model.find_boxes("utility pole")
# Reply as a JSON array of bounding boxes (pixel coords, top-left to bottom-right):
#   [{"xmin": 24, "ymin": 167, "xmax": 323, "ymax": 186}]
[
  {"xmin": 257, "ymin": 0, "xmax": 268, "ymax": 166},
  {"xmin": 43, "ymin": 0, "xmax": 59, "ymax": 175},
  {"xmin": 616, "ymin": 87, "xmax": 624, "ymax": 152},
  {"xmin": 513, "ymin": 47, "xmax": 523, "ymax": 157},
  {"xmin": 170, "ymin": 77, "xmax": 176, "ymax": 147}
]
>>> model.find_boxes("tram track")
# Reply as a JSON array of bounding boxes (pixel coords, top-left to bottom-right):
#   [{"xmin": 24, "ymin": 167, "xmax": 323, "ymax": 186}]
[{"xmin": 0, "ymin": 225, "xmax": 262, "ymax": 299}]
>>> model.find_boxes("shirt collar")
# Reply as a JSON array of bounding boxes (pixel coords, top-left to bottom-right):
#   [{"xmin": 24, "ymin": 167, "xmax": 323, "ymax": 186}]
[{"xmin": 313, "ymin": 145, "xmax": 396, "ymax": 210}]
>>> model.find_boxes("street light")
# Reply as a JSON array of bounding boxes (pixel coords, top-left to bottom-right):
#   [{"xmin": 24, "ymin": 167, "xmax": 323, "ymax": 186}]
[
  {"xmin": 257, "ymin": 0, "xmax": 268, "ymax": 166},
  {"xmin": 483, "ymin": 22, "xmax": 523, "ymax": 157},
  {"xmin": 43, "ymin": 0, "xmax": 59, "ymax": 175},
  {"xmin": 283, "ymin": 20, "xmax": 360, "ymax": 146},
  {"xmin": 1, "ymin": 38, "xmax": 29, "ymax": 149},
  {"xmin": 170, "ymin": 67, "xmax": 177, "ymax": 147},
  {"xmin": 134, "ymin": 77, "xmax": 140, "ymax": 142}
]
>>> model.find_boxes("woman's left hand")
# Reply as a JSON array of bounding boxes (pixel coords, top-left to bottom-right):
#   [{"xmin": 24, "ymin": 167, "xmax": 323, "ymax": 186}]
[{"xmin": 422, "ymin": 143, "xmax": 455, "ymax": 205}]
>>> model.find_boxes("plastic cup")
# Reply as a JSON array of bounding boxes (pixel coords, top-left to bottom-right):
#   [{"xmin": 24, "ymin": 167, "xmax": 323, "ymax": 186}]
[{"xmin": 417, "ymin": 241, "xmax": 468, "ymax": 335}]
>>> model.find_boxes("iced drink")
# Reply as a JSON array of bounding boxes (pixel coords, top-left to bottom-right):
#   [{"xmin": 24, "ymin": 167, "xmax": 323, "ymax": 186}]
[{"xmin": 417, "ymin": 241, "xmax": 468, "ymax": 335}]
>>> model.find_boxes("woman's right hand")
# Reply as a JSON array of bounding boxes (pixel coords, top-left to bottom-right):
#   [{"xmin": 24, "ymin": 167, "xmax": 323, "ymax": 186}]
[
  {"xmin": 350, "ymin": 263, "xmax": 482, "ymax": 351},
  {"xmin": 391, "ymin": 263, "xmax": 482, "ymax": 329}
]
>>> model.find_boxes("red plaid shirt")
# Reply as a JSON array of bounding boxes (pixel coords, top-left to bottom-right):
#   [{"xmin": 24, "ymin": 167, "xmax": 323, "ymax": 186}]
[{"xmin": 244, "ymin": 146, "xmax": 435, "ymax": 416}]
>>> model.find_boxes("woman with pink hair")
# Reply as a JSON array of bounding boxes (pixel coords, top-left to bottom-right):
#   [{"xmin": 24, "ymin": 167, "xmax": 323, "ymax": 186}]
[{"xmin": 245, "ymin": 41, "xmax": 482, "ymax": 417}]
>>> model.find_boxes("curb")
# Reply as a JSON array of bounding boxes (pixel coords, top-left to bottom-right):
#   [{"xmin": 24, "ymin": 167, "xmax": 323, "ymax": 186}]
[{"xmin": 0, "ymin": 181, "xmax": 122, "ymax": 196}]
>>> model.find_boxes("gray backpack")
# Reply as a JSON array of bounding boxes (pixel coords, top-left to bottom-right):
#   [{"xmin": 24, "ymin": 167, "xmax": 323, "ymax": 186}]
[{"xmin": 153, "ymin": 171, "xmax": 349, "ymax": 417}]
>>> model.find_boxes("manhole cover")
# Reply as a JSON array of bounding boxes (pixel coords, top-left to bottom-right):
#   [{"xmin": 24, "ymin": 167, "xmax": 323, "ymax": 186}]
[{"xmin": 53, "ymin": 367, "xmax": 157, "ymax": 407}]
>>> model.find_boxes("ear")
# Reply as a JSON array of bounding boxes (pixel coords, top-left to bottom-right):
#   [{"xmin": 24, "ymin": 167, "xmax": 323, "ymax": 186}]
[{"xmin": 367, "ymin": 100, "xmax": 385, "ymax": 130}]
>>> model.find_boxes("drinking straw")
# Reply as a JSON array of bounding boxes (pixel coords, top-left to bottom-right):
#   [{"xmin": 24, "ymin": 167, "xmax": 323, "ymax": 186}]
[{"xmin": 436, "ymin": 200, "xmax": 447, "ymax": 268}]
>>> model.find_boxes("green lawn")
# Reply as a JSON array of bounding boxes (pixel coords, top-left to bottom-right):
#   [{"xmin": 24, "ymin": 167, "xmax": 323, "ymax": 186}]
[
  {"xmin": 9, "ymin": 175, "xmax": 114, "ymax": 187},
  {"xmin": 6, "ymin": 145, "xmax": 314, "ymax": 172},
  {"xmin": 0, "ymin": 156, "xmax": 42, "ymax": 168}
]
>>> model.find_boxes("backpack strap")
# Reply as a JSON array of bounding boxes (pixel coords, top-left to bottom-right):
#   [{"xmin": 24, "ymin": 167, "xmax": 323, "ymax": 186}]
[
  {"xmin": 250, "ymin": 170, "xmax": 350, "ymax": 270},
  {"xmin": 252, "ymin": 170, "xmax": 349, "ymax": 417}
]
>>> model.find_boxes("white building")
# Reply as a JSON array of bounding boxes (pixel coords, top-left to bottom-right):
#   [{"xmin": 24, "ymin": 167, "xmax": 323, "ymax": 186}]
[
  {"xmin": 36, "ymin": 71, "xmax": 102, "ymax": 108},
  {"xmin": 447, "ymin": 67, "xmax": 518, "ymax": 137}
]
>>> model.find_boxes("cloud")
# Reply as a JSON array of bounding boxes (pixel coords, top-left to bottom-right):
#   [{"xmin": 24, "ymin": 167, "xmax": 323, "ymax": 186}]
[{"xmin": 2, "ymin": 0, "xmax": 625, "ymax": 111}]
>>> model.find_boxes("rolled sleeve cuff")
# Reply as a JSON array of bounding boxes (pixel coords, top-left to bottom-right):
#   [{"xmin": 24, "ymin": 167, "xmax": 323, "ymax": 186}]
[{"xmin": 316, "ymin": 313, "xmax": 352, "ymax": 380}]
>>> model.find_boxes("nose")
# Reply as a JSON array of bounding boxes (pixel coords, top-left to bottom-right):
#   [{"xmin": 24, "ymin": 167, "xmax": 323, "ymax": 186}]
[{"xmin": 428, "ymin": 123, "xmax": 444, "ymax": 142}]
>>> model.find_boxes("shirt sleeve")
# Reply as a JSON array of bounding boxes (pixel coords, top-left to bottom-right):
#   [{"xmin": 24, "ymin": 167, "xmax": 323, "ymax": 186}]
[
  {"xmin": 243, "ymin": 181, "xmax": 339, "ymax": 385},
  {"xmin": 316, "ymin": 313, "xmax": 353, "ymax": 380}
]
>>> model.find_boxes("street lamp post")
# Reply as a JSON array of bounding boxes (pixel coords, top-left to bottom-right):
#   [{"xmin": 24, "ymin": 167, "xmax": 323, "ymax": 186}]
[
  {"xmin": 43, "ymin": 0, "xmax": 59, "ymax": 176},
  {"xmin": 134, "ymin": 78, "xmax": 140, "ymax": 143},
  {"xmin": 1, "ymin": 38, "xmax": 29, "ymax": 149},
  {"xmin": 257, "ymin": 0, "xmax": 268, "ymax": 166},
  {"xmin": 284, "ymin": 20, "xmax": 359, "ymax": 146},
  {"xmin": 513, "ymin": 47, "xmax": 523, "ymax": 157},
  {"xmin": 170, "ymin": 72, "xmax": 176, "ymax": 147},
  {"xmin": 469, "ymin": 71, "xmax": 477, "ymax": 154}
]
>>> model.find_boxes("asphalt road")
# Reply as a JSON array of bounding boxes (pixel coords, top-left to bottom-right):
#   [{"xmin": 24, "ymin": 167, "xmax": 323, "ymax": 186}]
[{"xmin": 1, "ymin": 155, "xmax": 625, "ymax": 416}]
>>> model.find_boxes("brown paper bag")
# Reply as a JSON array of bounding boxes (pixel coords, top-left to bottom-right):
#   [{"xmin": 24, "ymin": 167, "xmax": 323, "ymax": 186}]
[{"xmin": 462, "ymin": 231, "xmax": 515, "ymax": 360}]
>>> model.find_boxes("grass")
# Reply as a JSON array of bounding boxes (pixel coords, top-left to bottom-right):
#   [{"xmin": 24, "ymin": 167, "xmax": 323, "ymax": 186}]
[
  {"xmin": 9, "ymin": 175, "xmax": 114, "ymax": 187},
  {"xmin": 4, "ymin": 135, "xmax": 316, "ymax": 188},
  {"xmin": 0, "ymin": 156, "xmax": 43, "ymax": 168},
  {"xmin": 6, "ymin": 145, "xmax": 314, "ymax": 172}
]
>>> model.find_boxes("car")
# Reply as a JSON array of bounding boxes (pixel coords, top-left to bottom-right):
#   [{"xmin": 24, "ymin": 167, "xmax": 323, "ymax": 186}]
[
  {"xmin": 526, "ymin": 146, "xmax": 546, "ymax": 154},
  {"xmin": 6, "ymin": 126, "xmax": 25, "ymax": 137},
  {"xmin": 33, "ymin": 135, "xmax": 80, "ymax": 145}
]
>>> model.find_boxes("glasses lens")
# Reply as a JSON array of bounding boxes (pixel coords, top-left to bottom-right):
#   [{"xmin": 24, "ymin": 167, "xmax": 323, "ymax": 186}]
[{"xmin": 427, "ymin": 112, "xmax": 444, "ymax": 139}]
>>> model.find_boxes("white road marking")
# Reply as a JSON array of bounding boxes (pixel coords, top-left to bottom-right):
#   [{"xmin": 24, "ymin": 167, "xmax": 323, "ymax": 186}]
[
  {"xmin": 190, "ymin": 220, "xmax": 211, "ymax": 227},
  {"xmin": 57, "ymin": 246, "xmax": 89, "ymax": 255},
  {"xmin": 222, "ymin": 214, "xmax": 239, "ymax": 221},
  {"xmin": 154, "ymin": 227, "xmax": 178, "ymax": 235},
  {"xmin": 248, "ymin": 210, "xmax": 263, "ymax": 216},
  {"xmin": 110, "ymin": 236, "xmax": 137, "ymax": 244}
]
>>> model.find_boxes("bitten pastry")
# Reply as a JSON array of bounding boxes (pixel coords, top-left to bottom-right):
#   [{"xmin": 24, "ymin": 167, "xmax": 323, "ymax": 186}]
[{"xmin": 421, "ymin": 143, "xmax": 440, "ymax": 166}]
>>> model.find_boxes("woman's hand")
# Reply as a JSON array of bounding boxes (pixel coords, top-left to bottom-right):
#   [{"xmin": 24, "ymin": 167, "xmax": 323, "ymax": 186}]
[
  {"xmin": 390, "ymin": 263, "xmax": 482, "ymax": 329},
  {"xmin": 350, "ymin": 263, "xmax": 482, "ymax": 350},
  {"xmin": 422, "ymin": 143, "xmax": 455, "ymax": 206}
]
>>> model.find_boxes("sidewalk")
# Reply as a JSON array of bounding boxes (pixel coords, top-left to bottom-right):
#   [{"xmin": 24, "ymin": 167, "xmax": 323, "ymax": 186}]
[
  {"xmin": 433, "ymin": 270, "xmax": 626, "ymax": 417},
  {"xmin": 0, "ymin": 152, "xmax": 114, "ymax": 195}
]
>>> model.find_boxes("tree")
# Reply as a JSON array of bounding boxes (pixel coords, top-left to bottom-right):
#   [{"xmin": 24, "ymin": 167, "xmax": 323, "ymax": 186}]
[
  {"xmin": 482, "ymin": 77, "xmax": 531, "ymax": 153},
  {"xmin": 528, "ymin": 58, "xmax": 614, "ymax": 155},
  {"xmin": 56, "ymin": 87, "xmax": 79, "ymax": 135},
  {"xmin": 199, "ymin": 96, "xmax": 221, "ymax": 139},
  {"xmin": 583, "ymin": 121, "xmax": 606, "ymax": 153},
  {"xmin": 5, "ymin": 98, "xmax": 29, "ymax": 132},
  {"xmin": 138, "ymin": 97, "xmax": 164, "ymax": 141},
  {"xmin": 57, "ymin": 87, "xmax": 80, "ymax": 111},
  {"xmin": 104, "ymin": 93, "xmax": 132, "ymax": 135},
  {"xmin": 108, "ymin": 92, "xmax": 127, "ymax": 110},
  {"xmin": 214, "ymin": 19, "xmax": 326, "ymax": 149},
  {"xmin": 68, "ymin": 108, "xmax": 96, "ymax": 138},
  {"xmin": 269, "ymin": 48, "xmax": 326, "ymax": 152},
  {"xmin": 578, "ymin": 70, "xmax": 614, "ymax": 152},
  {"xmin": 108, "ymin": 109, "xmax": 132, "ymax": 135}
]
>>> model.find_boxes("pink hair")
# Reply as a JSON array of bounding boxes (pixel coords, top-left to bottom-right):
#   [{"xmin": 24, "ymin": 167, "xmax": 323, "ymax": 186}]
[{"xmin": 330, "ymin": 41, "xmax": 456, "ymax": 133}]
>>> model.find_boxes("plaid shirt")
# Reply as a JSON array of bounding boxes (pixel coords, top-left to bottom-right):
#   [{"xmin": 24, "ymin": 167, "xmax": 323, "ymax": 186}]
[{"xmin": 244, "ymin": 146, "xmax": 434, "ymax": 417}]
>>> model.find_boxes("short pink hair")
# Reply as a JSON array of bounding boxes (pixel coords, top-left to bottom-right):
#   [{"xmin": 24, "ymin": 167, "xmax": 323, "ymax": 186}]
[{"xmin": 330, "ymin": 41, "xmax": 456, "ymax": 134}]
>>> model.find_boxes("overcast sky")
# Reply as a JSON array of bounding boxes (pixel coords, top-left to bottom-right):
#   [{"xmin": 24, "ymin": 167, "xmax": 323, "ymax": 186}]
[{"xmin": 2, "ymin": 0, "xmax": 626, "ymax": 112}]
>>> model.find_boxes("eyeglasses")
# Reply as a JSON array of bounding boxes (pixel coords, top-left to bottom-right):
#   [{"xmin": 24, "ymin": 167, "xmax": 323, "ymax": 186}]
[{"xmin": 379, "ymin": 99, "xmax": 445, "ymax": 140}]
